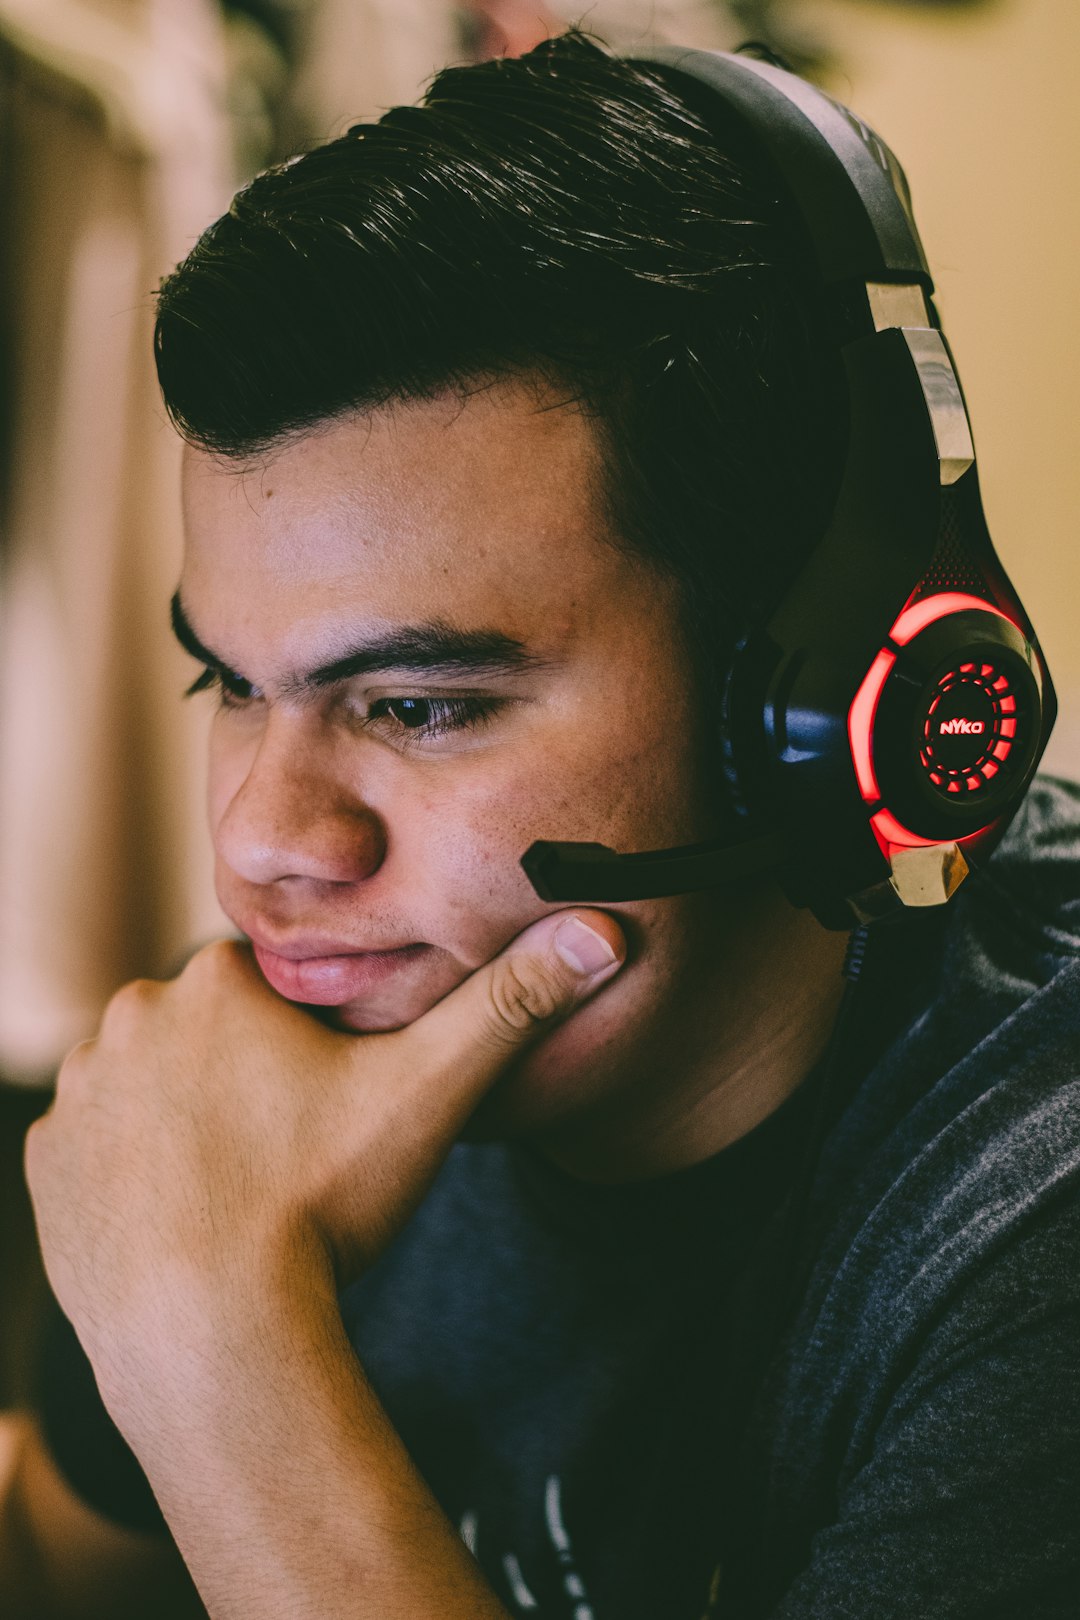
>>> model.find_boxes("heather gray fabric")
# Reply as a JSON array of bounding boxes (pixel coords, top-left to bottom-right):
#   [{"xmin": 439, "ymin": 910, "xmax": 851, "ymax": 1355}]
[{"xmin": 35, "ymin": 778, "xmax": 1080, "ymax": 1618}]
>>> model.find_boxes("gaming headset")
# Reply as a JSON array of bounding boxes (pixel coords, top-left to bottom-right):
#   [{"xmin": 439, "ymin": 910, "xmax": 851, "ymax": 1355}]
[{"xmin": 520, "ymin": 46, "xmax": 1056, "ymax": 930}]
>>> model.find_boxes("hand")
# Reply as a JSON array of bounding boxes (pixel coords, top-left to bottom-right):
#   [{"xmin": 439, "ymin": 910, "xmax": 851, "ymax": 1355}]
[{"xmin": 24, "ymin": 911, "xmax": 624, "ymax": 1409}]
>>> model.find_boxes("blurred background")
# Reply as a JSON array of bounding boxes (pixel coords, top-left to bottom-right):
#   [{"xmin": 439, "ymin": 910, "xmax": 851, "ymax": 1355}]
[{"xmin": 0, "ymin": 0, "xmax": 1077, "ymax": 1400}]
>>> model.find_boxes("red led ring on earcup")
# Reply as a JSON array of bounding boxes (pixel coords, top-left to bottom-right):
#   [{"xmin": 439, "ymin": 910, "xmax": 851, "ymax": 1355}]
[{"xmin": 849, "ymin": 594, "xmax": 1044, "ymax": 846}]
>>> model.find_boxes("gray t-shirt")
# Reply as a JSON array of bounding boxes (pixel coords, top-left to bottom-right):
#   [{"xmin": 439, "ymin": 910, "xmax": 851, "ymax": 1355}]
[{"xmin": 37, "ymin": 777, "xmax": 1080, "ymax": 1618}]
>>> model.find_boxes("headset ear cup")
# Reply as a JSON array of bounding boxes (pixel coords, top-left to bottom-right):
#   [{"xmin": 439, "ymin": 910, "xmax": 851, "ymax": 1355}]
[{"xmin": 872, "ymin": 615, "xmax": 1043, "ymax": 843}]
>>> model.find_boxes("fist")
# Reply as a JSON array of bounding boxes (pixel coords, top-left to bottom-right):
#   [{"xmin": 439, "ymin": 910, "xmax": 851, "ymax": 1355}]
[{"xmin": 25, "ymin": 913, "xmax": 624, "ymax": 1403}]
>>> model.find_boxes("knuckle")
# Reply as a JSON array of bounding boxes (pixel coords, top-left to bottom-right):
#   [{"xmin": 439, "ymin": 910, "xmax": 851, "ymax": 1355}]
[
  {"xmin": 184, "ymin": 938, "xmax": 243, "ymax": 979},
  {"xmin": 487, "ymin": 955, "xmax": 566, "ymax": 1037},
  {"xmin": 116, "ymin": 977, "xmax": 156, "ymax": 1006},
  {"xmin": 24, "ymin": 1111, "xmax": 60, "ymax": 1188},
  {"xmin": 23, "ymin": 1114, "xmax": 48, "ymax": 1176},
  {"xmin": 56, "ymin": 1038, "xmax": 92, "ymax": 1083},
  {"xmin": 51, "ymin": 1038, "xmax": 99, "ymax": 1112},
  {"xmin": 100, "ymin": 978, "xmax": 156, "ymax": 1034}
]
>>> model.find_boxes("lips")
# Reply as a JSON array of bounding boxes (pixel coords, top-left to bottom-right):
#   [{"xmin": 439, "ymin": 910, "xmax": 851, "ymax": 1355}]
[
  {"xmin": 252, "ymin": 942, "xmax": 433, "ymax": 1005},
  {"xmin": 249, "ymin": 935, "xmax": 434, "ymax": 1004},
  {"xmin": 250, "ymin": 932, "xmax": 419, "ymax": 960}
]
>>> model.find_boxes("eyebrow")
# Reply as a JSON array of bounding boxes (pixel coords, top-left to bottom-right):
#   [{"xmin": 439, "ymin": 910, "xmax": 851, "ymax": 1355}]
[{"xmin": 170, "ymin": 591, "xmax": 549, "ymax": 697}]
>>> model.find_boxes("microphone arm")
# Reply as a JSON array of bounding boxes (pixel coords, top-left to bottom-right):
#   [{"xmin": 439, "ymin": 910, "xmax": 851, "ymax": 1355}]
[{"xmin": 520, "ymin": 830, "xmax": 789, "ymax": 903}]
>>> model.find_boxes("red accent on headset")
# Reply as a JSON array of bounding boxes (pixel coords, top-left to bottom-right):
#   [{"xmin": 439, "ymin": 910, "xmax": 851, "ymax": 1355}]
[
  {"xmin": 849, "ymin": 647, "xmax": 896, "ymax": 801},
  {"xmin": 871, "ymin": 807, "xmax": 938, "ymax": 849},
  {"xmin": 849, "ymin": 591, "xmax": 1023, "ymax": 808},
  {"xmin": 889, "ymin": 591, "xmax": 1020, "ymax": 648},
  {"xmin": 850, "ymin": 593, "xmax": 1021, "ymax": 864},
  {"xmin": 867, "ymin": 806, "xmax": 952, "ymax": 855},
  {"xmin": 870, "ymin": 804, "xmax": 996, "ymax": 857}
]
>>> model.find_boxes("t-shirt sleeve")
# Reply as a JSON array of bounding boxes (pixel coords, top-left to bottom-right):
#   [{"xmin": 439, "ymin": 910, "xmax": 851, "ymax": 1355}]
[
  {"xmin": 32, "ymin": 1292, "xmax": 167, "ymax": 1535},
  {"xmin": 767, "ymin": 1197, "xmax": 1080, "ymax": 1619}
]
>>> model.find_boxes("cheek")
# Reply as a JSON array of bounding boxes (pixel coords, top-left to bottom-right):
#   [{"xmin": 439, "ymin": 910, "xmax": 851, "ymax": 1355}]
[
  {"xmin": 387, "ymin": 689, "xmax": 711, "ymax": 970},
  {"xmin": 380, "ymin": 730, "xmax": 651, "ymax": 981},
  {"xmin": 404, "ymin": 750, "xmax": 700, "ymax": 1017},
  {"xmin": 396, "ymin": 764, "xmax": 563, "ymax": 962}
]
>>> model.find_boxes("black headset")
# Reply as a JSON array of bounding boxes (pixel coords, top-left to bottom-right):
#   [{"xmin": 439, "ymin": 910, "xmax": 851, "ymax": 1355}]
[{"xmin": 521, "ymin": 46, "xmax": 1056, "ymax": 930}]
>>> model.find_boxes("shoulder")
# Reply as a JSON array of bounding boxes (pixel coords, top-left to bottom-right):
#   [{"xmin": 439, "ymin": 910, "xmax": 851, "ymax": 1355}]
[
  {"xmin": 763, "ymin": 796, "xmax": 1080, "ymax": 1587},
  {"xmin": 853, "ymin": 773, "xmax": 1080, "ymax": 1145},
  {"xmin": 802, "ymin": 777, "xmax": 1080, "ymax": 1380}
]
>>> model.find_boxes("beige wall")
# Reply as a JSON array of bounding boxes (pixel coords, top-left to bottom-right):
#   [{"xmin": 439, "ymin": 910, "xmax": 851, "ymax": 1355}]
[{"xmin": 790, "ymin": 0, "xmax": 1080, "ymax": 780}]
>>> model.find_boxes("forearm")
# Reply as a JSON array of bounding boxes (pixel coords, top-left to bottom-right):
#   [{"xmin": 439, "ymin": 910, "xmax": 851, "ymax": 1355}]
[{"xmin": 106, "ymin": 1275, "xmax": 509, "ymax": 1620}]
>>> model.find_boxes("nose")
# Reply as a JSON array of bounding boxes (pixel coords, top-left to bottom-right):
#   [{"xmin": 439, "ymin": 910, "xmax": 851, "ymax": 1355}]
[{"xmin": 214, "ymin": 714, "xmax": 387, "ymax": 887}]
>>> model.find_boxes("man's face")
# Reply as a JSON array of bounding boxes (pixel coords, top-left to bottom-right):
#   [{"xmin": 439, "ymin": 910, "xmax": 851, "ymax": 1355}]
[{"xmin": 179, "ymin": 377, "xmax": 759, "ymax": 1147}]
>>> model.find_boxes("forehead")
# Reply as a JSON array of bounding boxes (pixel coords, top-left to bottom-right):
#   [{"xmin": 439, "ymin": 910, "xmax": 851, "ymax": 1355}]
[{"xmin": 179, "ymin": 378, "xmax": 634, "ymax": 654}]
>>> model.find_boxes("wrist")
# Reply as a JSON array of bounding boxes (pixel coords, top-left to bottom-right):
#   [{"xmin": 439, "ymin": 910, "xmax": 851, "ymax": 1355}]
[
  {"xmin": 106, "ymin": 1266, "xmax": 508, "ymax": 1619},
  {"xmin": 91, "ymin": 1220, "xmax": 337, "ymax": 1446}
]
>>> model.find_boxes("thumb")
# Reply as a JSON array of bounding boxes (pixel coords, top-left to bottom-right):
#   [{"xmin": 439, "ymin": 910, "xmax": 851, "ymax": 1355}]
[{"xmin": 404, "ymin": 910, "xmax": 626, "ymax": 1100}]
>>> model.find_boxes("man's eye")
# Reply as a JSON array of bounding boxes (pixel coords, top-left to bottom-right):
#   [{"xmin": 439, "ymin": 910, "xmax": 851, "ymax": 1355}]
[
  {"xmin": 367, "ymin": 695, "xmax": 504, "ymax": 742},
  {"xmin": 183, "ymin": 667, "xmax": 258, "ymax": 707},
  {"xmin": 182, "ymin": 675, "xmax": 504, "ymax": 740}
]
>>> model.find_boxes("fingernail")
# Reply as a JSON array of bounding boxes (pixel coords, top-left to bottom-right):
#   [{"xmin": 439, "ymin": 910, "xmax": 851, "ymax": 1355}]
[{"xmin": 554, "ymin": 916, "xmax": 619, "ymax": 979}]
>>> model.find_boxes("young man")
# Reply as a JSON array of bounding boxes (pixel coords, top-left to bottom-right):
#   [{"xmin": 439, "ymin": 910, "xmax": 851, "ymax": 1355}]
[{"xmin": 5, "ymin": 31, "xmax": 1079, "ymax": 1620}]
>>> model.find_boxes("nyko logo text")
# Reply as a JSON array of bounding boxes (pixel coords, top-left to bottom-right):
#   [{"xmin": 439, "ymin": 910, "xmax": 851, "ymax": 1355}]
[{"xmin": 939, "ymin": 718, "xmax": 986, "ymax": 736}]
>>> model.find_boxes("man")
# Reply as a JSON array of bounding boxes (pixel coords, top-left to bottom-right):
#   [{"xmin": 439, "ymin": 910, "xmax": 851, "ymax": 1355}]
[{"xmin": 4, "ymin": 30, "xmax": 1079, "ymax": 1619}]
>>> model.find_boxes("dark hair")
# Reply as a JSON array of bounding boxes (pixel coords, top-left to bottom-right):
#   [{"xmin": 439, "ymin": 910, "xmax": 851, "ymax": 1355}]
[{"xmin": 154, "ymin": 29, "xmax": 846, "ymax": 779}]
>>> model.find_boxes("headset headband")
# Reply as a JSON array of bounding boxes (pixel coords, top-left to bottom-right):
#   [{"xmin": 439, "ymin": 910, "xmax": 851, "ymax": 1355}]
[{"xmin": 640, "ymin": 47, "xmax": 931, "ymax": 287}]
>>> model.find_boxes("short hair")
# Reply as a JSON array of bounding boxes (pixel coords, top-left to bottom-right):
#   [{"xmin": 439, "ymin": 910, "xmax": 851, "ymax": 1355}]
[{"xmin": 155, "ymin": 29, "xmax": 847, "ymax": 772}]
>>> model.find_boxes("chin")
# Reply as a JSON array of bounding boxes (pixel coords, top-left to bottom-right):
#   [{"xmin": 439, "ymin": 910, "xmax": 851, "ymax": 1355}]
[
  {"xmin": 313, "ymin": 966, "xmax": 637, "ymax": 1141},
  {"xmin": 307, "ymin": 977, "xmax": 457, "ymax": 1034},
  {"xmin": 313, "ymin": 1004, "xmax": 414, "ymax": 1034}
]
